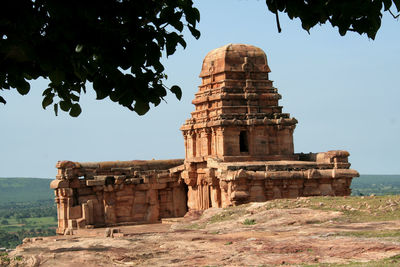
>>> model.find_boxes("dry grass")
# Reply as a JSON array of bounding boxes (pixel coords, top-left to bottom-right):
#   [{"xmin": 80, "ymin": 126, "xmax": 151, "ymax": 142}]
[
  {"xmin": 263, "ymin": 195, "xmax": 400, "ymax": 223},
  {"xmin": 302, "ymin": 254, "xmax": 400, "ymax": 267}
]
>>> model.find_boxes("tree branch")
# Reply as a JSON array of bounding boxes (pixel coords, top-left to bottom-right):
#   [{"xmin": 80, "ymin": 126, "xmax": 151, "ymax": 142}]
[{"xmin": 274, "ymin": 1, "xmax": 282, "ymax": 33}]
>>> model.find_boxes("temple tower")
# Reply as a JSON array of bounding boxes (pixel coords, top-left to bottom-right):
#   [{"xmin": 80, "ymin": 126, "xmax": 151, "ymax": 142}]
[
  {"xmin": 181, "ymin": 44, "xmax": 298, "ymax": 162},
  {"xmin": 181, "ymin": 44, "xmax": 299, "ymax": 210}
]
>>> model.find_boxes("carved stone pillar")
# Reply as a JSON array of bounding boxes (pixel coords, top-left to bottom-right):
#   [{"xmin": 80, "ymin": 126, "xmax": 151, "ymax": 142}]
[{"xmin": 211, "ymin": 128, "xmax": 217, "ymax": 156}]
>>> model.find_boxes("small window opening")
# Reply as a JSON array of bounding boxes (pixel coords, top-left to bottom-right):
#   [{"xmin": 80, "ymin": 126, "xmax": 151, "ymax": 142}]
[
  {"xmin": 105, "ymin": 176, "xmax": 115, "ymax": 185},
  {"xmin": 208, "ymin": 187, "xmax": 212, "ymax": 208},
  {"xmin": 72, "ymin": 188, "xmax": 79, "ymax": 206},
  {"xmin": 239, "ymin": 131, "xmax": 249, "ymax": 152}
]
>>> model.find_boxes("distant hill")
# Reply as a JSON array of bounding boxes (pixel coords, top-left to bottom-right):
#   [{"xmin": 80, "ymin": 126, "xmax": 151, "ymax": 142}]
[
  {"xmin": 351, "ymin": 174, "xmax": 400, "ymax": 196},
  {"xmin": 0, "ymin": 178, "xmax": 53, "ymax": 204}
]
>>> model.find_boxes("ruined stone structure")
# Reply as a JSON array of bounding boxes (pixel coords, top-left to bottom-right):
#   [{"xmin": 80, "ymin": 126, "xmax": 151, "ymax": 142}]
[
  {"xmin": 51, "ymin": 44, "xmax": 359, "ymax": 234},
  {"xmin": 51, "ymin": 160, "xmax": 187, "ymax": 234}
]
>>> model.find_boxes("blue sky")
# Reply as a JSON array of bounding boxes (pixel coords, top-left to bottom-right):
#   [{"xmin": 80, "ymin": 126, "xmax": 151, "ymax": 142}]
[{"xmin": 1, "ymin": 1, "xmax": 399, "ymax": 177}]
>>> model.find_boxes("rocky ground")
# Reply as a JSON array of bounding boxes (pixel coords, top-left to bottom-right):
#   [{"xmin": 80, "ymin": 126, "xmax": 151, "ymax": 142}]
[{"xmin": 3, "ymin": 195, "xmax": 400, "ymax": 267}]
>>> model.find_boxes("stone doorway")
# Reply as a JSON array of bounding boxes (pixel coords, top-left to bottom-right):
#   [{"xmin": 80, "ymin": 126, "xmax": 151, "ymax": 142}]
[{"xmin": 239, "ymin": 131, "xmax": 249, "ymax": 153}]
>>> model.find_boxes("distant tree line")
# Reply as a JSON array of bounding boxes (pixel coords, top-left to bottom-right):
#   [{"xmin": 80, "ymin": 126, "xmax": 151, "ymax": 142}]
[
  {"xmin": 0, "ymin": 200, "xmax": 56, "ymax": 219},
  {"xmin": 0, "ymin": 199, "xmax": 57, "ymax": 248},
  {"xmin": 0, "ymin": 228, "xmax": 56, "ymax": 249},
  {"xmin": 351, "ymin": 175, "xmax": 400, "ymax": 196}
]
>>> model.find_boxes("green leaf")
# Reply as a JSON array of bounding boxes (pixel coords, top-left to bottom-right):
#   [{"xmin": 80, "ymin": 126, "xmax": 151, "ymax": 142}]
[
  {"xmin": 69, "ymin": 103, "xmax": 82, "ymax": 117},
  {"xmin": 60, "ymin": 101, "xmax": 71, "ymax": 112},
  {"xmin": 382, "ymin": 0, "xmax": 392, "ymax": 10},
  {"xmin": 172, "ymin": 20, "xmax": 184, "ymax": 32},
  {"xmin": 188, "ymin": 25, "xmax": 200, "ymax": 39},
  {"xmin": 153, "ymin": 62, "xmax": 165, "ymax": 73},
  {"xmin": 49, "ymin": 70, "xmax": 65, "ymax": 85},
  {"xmin": 96, "ymin": 89, "xmax": 108, "ymax": 100},
  {"xmin": 170, "ymin": 85, "xmax": 182, "ymax": 100},
  {"xmin": 16, "ymin": 79, "xmax": 30, "ymax": 95},
  {"xmin": 42, "ymin": 95, "xmax": 54, "ymax": 109},
  {"xmin": 70, "ymin": 93, "xmax": 80, "ymax": 102},
  {"xmin": 54, "ymin": 103, "xmax": 58, "ymax": 116},
  {"xmin": 193, "ymin": 8, "xmax": 200, "ymax": 22},
  {"xmin": 42, "ymin": 88, "xmax": 52, "ymax": 96},
  {"xmin": 185, "ymin": 7, "xmax": 200, "ymax": 25},
  {"xmin": 166, "ymin": 33, "xmax": 179, "ymax": 56},
  {"xmin": 23, "ymin": 73, "xmax": 33, "ymax": 80},
  {"xmin": 338, "ymin": 26, "xmax": 347, "ymax": 36},
  {"xmin": 152, "ymin": 97, "xmax": 161, "ymax": 107},
  {"xmin": 133, "ymin": 100, "xmax": 150, "ymax": 115},
  {"xmin": 74, "ymin": 69, "xmax": 87, "ymax": 81},
  {"xmin": 185, "ymin": 10, "xmax": 196, "ymax": 26},
  {"xmin": 159, "ymin": 6, "xmax": 174, "ymax": 23},
  {"xmin": 177, "ymin": 36, "xmax": 187, "ymax": 49}
]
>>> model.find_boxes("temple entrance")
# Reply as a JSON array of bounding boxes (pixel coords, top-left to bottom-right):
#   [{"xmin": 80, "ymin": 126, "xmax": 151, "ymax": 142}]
[
  {"xmin": 183, "ymin": 182, "xmax": 189, "ymax": 212},
  {"xmin": 240, "ymin": 131, "xmax": 249, "ymax": 152}
]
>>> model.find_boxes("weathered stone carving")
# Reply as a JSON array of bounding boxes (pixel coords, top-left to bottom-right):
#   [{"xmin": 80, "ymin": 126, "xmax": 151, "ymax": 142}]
[{"xmin": 51, "ymin": 43, "xmax": 359, "ymax": 234}]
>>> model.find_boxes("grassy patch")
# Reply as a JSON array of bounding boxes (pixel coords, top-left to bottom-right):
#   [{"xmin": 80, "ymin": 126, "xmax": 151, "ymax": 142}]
[
  {"xmin": 13, "ymin": 255, "xmax": 23, "ymax": 261},
  {"xmin": 302, "ymin": 253, "xmax": 400, "ymax": 266},
  {"xmin": 242, "ymin": 219, "xmax": 256, "ymax": 225},
  {"xmin": 208, "ymin": 206, "xmax": 248, "ymax": 224},
  {"xmin": 264, "ymin": 195, "xmax": 400, "ymax": 223},
  {"xmin": 0, "ymin": 252, "xmax": 10, "ymax": 265},
  {"xmin": 335, "ymin": 229, "xmax": 400, "ymax": 241},
  {"xmin": 183, "ymin": 223, "xmax": 206, "ymax": 230}
]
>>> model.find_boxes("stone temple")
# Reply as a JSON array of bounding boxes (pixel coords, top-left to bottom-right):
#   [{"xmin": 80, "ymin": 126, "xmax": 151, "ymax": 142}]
[{"xmin": 51, "ymin": 44, "xmax": 359, "ymax": 234}]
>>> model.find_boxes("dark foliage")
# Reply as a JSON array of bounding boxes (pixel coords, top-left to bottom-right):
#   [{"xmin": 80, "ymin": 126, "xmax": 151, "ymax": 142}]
[
  {"xmin": 265, "ymin": 0, "xmax": 400, "ymax": 39},
  {"xmin": 0, "ymin": 199, "xmax": 57, "ymax": 248},
  {"xmin": 0, "ymin": 200, "xmax": 57, "ymax": 219},
  {"xmin": 1, "ymin": 1, "xmax": 398, "ymax": 116},
  {"xmin": 0, "ymin": 0, "xmax": 200, "ymax": 116},
  {"xmin": 0, "ymin": 228, "xmax": 56, "ymax": 249}
]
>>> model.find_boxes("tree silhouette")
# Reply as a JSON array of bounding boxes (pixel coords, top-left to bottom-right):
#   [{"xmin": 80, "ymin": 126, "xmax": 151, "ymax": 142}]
[{"xmin": 0, "ymin": 0, "xmax": 398, "ymax": 116}]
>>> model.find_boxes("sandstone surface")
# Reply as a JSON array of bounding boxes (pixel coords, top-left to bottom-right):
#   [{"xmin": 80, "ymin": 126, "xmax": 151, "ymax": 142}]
[{"xmin": 7, "ymin": 196, "xmax": 400, "ymax": 267}]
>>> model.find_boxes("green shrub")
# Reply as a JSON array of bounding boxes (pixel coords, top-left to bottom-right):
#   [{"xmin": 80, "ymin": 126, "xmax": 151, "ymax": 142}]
[{"xmin": 243, "ymin": 219, "xmax": 256, "ymax": 225}]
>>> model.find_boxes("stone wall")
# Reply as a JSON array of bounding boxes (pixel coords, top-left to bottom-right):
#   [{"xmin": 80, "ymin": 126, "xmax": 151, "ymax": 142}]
[
  {"xmin": 51, "ymin": 159, "xmax": 187, "ymax": 234},
  {"xmin": 182, "ymin": 150, "xmax": 358, "ymax": 210}
]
